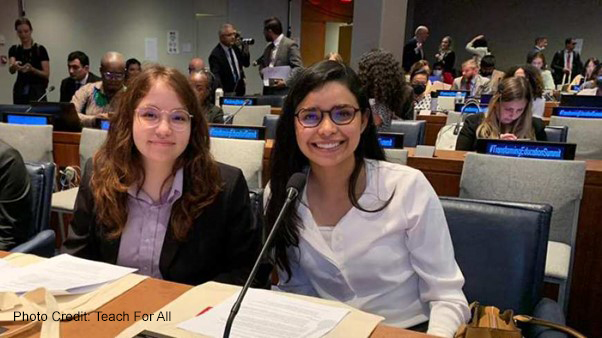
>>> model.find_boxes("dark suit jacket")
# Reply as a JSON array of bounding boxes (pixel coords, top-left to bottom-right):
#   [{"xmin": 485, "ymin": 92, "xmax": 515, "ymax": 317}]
[
  {"xmin": 209, "ymin": 44, "xmax": 250, "ymax": 96},
  {"xmin": 550, "ymin": 50, "xmax": 583, "ymax": 85},
  {"xmin": 455, "ymin": 113, "xmax": 548, "ymax": 151},
  {"xmin": 63, "ymin": 162, "xmax": 263, "ymax": 287},
  {"xmin": 402, "ymin": 37, "xmax": 424, "ymax": 72},
  {"xmin": 60, "ymin": 72, "xmax": 101, "ymax": 102}
]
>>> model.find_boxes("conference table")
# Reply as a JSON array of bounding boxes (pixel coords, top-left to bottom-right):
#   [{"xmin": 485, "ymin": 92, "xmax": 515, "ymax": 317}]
[
  {"xmin": 0, "ymin": 252, "xmax": 430, "ymax": 337},
  {"xmin": 50, "ymin": 132, "xmax": 602, "ymax": 337}
]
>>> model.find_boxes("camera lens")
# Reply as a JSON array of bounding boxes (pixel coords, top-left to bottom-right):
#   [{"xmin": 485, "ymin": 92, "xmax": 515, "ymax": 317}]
[{"xmin": 242, "ymin": 38, "xmax": 255, "ymax": 45}]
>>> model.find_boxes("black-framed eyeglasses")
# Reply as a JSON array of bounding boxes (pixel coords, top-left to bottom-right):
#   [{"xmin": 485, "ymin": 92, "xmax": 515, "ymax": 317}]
[
  {"xmin": 295, "ymin": 105, "xmax": 360, "ymax": 128},
  {"xmin": 102, "ymin": 71, "xmax": 125, "ymax": 80}
]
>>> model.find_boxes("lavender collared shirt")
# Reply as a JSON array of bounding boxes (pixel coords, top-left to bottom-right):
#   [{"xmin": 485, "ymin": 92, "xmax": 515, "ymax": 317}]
[{"xmin": 116, "ymin": 169, "xmax": 184, "ymax": 279}]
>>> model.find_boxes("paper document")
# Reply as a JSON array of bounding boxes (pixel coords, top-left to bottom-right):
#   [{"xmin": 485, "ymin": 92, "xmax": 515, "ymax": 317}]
[
  {"xmin": 262, "ymin": 66, "xmax": 292, "ymax": 86},
  {"xmin": 177, "ymin": 288, "xmax": 350, "ymax": 338},
  {"xmin": 0, "ymin": 254, "xmax": 136, "ymax": 295}
]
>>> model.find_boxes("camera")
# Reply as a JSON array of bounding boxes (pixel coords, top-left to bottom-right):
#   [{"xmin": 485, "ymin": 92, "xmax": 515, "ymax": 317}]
[{"xmin": 235, "ymin": 32, "xmax": 255, "ymax": 45}]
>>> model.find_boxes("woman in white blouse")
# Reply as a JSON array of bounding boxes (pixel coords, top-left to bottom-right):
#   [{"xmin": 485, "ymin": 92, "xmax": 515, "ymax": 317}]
[
  {"xmin": 529, "ymin": 52, "xmax": 556, "ymax": 91},
  {"xmin": 265, "ymin": 60, "xmax": 469, "ymax": 337}
]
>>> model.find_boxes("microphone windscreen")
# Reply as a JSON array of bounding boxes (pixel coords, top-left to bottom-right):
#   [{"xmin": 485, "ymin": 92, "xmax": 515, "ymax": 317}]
[
  {"xmin": 48, "ymin": 85, "xmax": 56, "ymax": 92},
  {"xmin": 286, "ymin": 172, "xmax": 306, "ymax": 193}
]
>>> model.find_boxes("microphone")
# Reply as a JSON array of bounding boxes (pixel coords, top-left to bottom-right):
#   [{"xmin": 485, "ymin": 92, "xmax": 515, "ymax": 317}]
[
  {"xmin": 25, "ymin": 85, "xmax": 55, "ymax": 113},
  {"xmin": 223, "ymin": 173, "xmax": 307, "ymax": 338},
  {"xmin": 223, "ymin": 99, "xmax": 252, "ymax": 124}
]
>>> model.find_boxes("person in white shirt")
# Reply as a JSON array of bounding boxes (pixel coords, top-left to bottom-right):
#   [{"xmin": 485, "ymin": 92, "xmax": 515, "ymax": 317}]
[
  {"xmin": 265, "ymin": 60, "xmax": 469, "ymax": 337},
  {"xmin": 529, "ymin": 52, "xmax": 556, "ymax": 91},
  {"xmin": 465, "ymin": 34, "xmax": 490, "ymax": 66}
]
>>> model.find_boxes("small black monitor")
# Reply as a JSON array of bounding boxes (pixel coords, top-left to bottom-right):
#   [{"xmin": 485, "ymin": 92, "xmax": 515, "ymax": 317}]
[
  {"xmin": 437, "ymin": 90, "xmax": 470, "ymax": 98},
  {"xmin": 1, "ymin": 112, "xmax": 53, "ymax": 126},
  {"xmin": 95, "ymin": 118, "xmax": 111, "ymax": 130},
  {"xmin": 479, "ymin": 94, "xmax": 493, "ymax": 104},
  {"xmin": 552, "ymin": 106, "xmax": 602, "ymax": 118},
  {"xmin": 455, "ymin": 103, "xmax": 489, "ymax": 113},
  {"xmin": 209, "ymin": 124, "xmax": 266, "ymax": 140},
  {"xmin": 220, "ymin": 97, "xmax": 258, "ymax": 106},
  {"xmin": 27, "ymin": 102, "xmax": 82, "ymax": 132},
  {"xmin": 0, "ymin": 104, "xmax": 31, "ymax": 113},
  {"xmin": 476, "ymin": 139, "xmax": 576, "ymax": 160},
  {"xmin": 377, "ymin": 132, "xmax": 404, "ymax": 149},
  {"xmin": 560, "ymin": 94, "xmax": 602, "ymax": 108}
]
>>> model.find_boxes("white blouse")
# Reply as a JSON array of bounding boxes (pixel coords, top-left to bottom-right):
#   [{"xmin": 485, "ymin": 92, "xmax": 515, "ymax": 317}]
[{"xmin": 269, "ymin": 160, "xmax": 469, "ymax": 337}]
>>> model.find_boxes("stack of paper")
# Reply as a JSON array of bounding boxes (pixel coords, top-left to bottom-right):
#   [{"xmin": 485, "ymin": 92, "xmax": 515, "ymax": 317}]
[
  {"xmin": 0, "ymin": 254, "xmax": 136, "ymax": 295},
  {"xmin": 177, "ymin": 288, "xmax": 350, "ymax": 338}
]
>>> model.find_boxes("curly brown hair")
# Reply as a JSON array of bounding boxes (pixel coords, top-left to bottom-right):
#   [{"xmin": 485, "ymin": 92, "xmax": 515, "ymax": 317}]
[
  {"xmin": 90, "ymin": 65, "xmax": 221, "ymax": 241},
  {"xmin": 358, "ymin": 49, "xmax": 410, "ymax": 119}
]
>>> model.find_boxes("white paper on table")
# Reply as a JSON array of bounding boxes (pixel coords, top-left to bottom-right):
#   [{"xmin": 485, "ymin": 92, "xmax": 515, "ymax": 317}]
[
  {"xmin": 177, "ymin": 288, "xmax": 350, "ymax": 338},
  {"xmin": 261, "ymin": 66, "xmax": 292, "ymax": 86},
  {"xmin": 0, "ymin": 254, "xmax": 136, "ymax": 295}
]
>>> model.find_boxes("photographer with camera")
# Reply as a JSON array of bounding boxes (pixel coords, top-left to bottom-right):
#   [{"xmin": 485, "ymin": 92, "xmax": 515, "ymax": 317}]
[{"xmin": 209, "ymin": 23, "xmax": 250, "ymax": 96}]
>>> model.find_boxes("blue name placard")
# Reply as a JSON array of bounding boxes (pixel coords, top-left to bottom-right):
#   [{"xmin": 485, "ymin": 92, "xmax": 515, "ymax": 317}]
[
  {"xmin": 378, "ymin": 136, "xmax": 395, "ymax": 148},
  {"xmin": 438, "ymin": 90, "xmax": 468, "ymax": 98},
  {"xmin": 7, "ymin": 114, "xmax": 49, "ymax": 125},
  {"xmin": 223, "ymin": 98, "xmax": 248, "ymax": 106},
  {"xmin": 554, "ymin": 107, "xmax": 602, "ymax": 118},
  {"xmin": 100, "ymin": 120, "xmax": 110, "ymax": 130},
  {"xmin": 486, "ymin": 143, "xmax": 565, "ymax": 159},
  {"xmin": 210, "ymin": 126, "xmax": 260, "ymax": 140}
]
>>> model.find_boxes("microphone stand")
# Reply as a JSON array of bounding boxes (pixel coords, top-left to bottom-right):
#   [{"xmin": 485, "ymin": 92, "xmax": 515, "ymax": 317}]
[{"xmin": 223, "ymin": 99, "xmax": 251, "ymax": 124}]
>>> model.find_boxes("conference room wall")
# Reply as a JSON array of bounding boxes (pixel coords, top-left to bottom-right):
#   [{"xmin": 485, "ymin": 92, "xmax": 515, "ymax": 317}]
[
  {"xmin": 408, "ymin": 0, "xmax": 602, "ymax": 74},
  {"xmin": 0, "ymin": 0, "xmax": 301, "ymax": 104}
]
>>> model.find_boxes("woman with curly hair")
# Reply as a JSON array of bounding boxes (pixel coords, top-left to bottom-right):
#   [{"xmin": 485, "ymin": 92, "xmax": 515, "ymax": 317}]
[
  {"xmin": 64, "ymin": 65, "xmax": 262, "ymax": 286},
  {"xmin": 504, "ymin": 64, "xmax": 545, "ymax": 118},
  {"xmin": 358, "ymin": 49, "xmax": 413, "ymax": 128}
]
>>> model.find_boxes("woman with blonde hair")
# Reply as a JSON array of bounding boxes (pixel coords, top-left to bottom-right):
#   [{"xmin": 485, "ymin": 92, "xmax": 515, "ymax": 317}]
[
  {"xmin": 456, "ymin": 76, "xmax": 547, "ymax": 151},
  {"xmin": 64, "ymin": 65, "xmax": 262, "ymax": 286}
]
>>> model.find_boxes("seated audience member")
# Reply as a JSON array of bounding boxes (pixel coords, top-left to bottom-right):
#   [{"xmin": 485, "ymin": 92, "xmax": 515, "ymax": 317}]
[
  {"xmin": 410, "ymin": 68, "xmax": 431, "ymax": 111},
  {"xmin": 434, "ymin": 36, "xmax": 455, "ymax": 75},
  {"xmin": 550, "ymin": 38, "xmax": 583, "ymax": 85},
  {"xmin": 528, "ymin": 52, "xmax": 556, "ymax": 91},
  {"xmin": 577, "ymin": 64, "xmax": 602, "ymax": 96},
  {"xmin": 60, "ymin": 51, "xmax": 100, "ymax": 102},
  {"xmin": 71, "ymin": 51, "xmax": 126, "ymax": 127},
  {"xmin": 433, "ymin": 61, "xmax": 454, "ymax": 85},
  {"xmin": 480, "ymin": 55, "xmax": 504, "ymax": 93},
  {"xmin": 465, "ymin": 34, "xmax": 490, "ymax": 65},
  {"xmin": 188, "ymin": 57, "xmax": 206, "ymax": 74},
  {"xmin": 505, "ymin": 65, "xmax": 546, "ymax": 118},
  {"xmin": 409, "ymin": 60, "xmax": 433, "ymax": 93},
  {"xmin": 265, "ymin": 60, "xmax": 469, "ymax": 336},
  {"xmin": 358, "ymin": 49, "xmax": 413, "ymax": 128},
  {"xmin": 189, "ymin": 70, "xmax": 225, "ymax": 123},
  {"xmin": 526, "ymin": 36, "xmax": 548, "ymax": 62},
  {"xmin": 125, "ymin": 58, "xmax": 142, "ymax": 85},
  {"xmin": 456, "ymin": 76, "xmax": 547, "ymax": 151},
  {"xmin": 577, "ymin": 59, "xmax": 600, "ymax": 89},
  {"xmin": 64, "ymin": 65, "xmax": 261, "ymax": 285},
  {"xmin": 0, "ymin": 140, "xmax": 31, "ymax": 250},
  {"xmin": 451, "ymin": 59, "xmax": 491, "ymax": 96}
]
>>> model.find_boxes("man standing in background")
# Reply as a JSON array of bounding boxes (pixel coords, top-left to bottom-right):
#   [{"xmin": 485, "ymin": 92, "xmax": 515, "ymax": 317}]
[
  {"xmin": 209, "ymin": 24, "xmax": 250, "ymax": 96},
  {"xmin": 551, "ymin": 38, "xmax": 583, "ymax": 85},
  {"xmin": 526, "ymin": 37, "xmax": 547, "ymax": 62},
  {"xmin": 402, "ymin": 26, "xmax": 429, "ymax": 72},
  {"xmin": 60, "ymin": 51, "xmax": 100, "ymax": 102}
]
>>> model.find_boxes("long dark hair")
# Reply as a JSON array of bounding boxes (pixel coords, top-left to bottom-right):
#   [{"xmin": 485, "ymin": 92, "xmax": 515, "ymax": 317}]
[
  {"xmin": 266, "ymin": 60, "xmax": 389, "ymax": 279},
  {"xmin": 505, "ymin": 64, "xmax": 544, "ymax": 98}
]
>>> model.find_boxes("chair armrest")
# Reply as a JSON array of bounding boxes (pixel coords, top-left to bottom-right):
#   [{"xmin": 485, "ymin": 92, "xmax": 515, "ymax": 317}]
[{"xmin": 11, "ymin": 230, "xmax": 56, "ymax": 258}]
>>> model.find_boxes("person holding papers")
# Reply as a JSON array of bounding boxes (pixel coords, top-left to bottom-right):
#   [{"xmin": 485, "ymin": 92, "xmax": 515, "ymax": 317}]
[
  {"xmin": 456, "ymin": 76, "xmax": 547, "ymax": 151},
  {"xmin": 64, "ymin": 65, "xmax": 262, "ymax": 286},
  {"xmin": 264, "ymin": 60, "xmax": 469, "ymax": 337}
]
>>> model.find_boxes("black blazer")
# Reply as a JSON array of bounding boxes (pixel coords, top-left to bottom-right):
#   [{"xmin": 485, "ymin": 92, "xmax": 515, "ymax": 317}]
[
  {"xmin": 455, "ymin": 113, "xmax": 548, "ymax": 151},
  {"xmin": 60, "ymin": 72, "xmax": 101, "ymax": 102},
  {"xmin": 63, "ymin": 162, "xmax": 263, "ymax": 287},
  {"xmin": 550, "ymin": 50, "xmax": 583, "ymax": 85},
  {"xmin": 402, "ymin": 37, "xmax": 424, "ymax": 72},
  {"xmin": 209, "ymin": 44, "xmax": 250, "ymax": 96}
]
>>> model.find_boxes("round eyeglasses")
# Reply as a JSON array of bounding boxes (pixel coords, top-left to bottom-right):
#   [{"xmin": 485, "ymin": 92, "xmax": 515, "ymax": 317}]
[
  {"xmin": 295, "ymin": 106, "xmax": 360, "ymax": 128},
  {"xmin": 135, "ymin": 107, "xmax": 193, "ymax": 131}
]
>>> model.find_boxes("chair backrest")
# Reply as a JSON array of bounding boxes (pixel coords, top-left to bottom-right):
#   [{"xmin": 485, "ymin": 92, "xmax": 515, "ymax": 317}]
[
  {"xmin": 383, "ymin": 149, "xmax": 408, "ymax": 165},
  {"xmin": 210, "ymin": 137, "xmax": 265, "ymax": 190},
  {"xmin": 255, "ymin": 95, "xmax": 286, "ymax": 107},
  {"xmin": 262, "ymin": 114, "xmax": 280, "ymax": 139},
  {"xmin": 441, "ymin": 197, "xmax": 551, "ymax": 314},
  {"xmin": 460, "ymin": 153, "xmax": 585, "ymax": 246},
  {"xmin": 445, "ymin": 111, "xmax": 463, "ymax": 125},
  {"xmin": 79, "ymin": 128, "xmax": 108, "ymax": 172},
  {"xmin": 25, "ymin": 162, "xmax": 55, "ymax": 234},
  {"xmin": 550, "ymin": 116, "xmax": 602, "ymax": 159},
  {"xmin": 544, "ymin": 125, "xmax": 569, "ymax": 143},
  {"xmin": 386, "ymin": 120, "xmax": 426, "ymax": 147},
  {"xmin": 0, "ymin": 123, "xmax": 53, "ymax": 163},
  {"xmin": 223, "ymin": 105, "xmax": 271, "ymax": 126}
]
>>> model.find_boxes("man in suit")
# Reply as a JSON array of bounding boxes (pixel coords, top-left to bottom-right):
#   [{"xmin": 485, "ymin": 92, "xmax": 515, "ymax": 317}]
[
  {"xmin": 188, "ymin": 57, "xmax": 206, "ymax": 74},
  {"xmin": 402, "ymin": 26, "xmax": 429, "ymax": 72},
  {"xmin": 209, "ymin": 24, "xmax": 250, "ymax": 96},
  {"xmin": 551, "ymin": 38, "xmax": 583, "ymax": 85},
  {"xmin": 480, "ymin": 55, "xmax": 504, "ymax": 93},
  {"xmin": 526, "ymin": 37, "xmax": 547, "ymax": 62},
  {"xmin": 452, "ymin": 59, "xmax": 491, "ymax": 96},
  {"xmin": 59, "ymin": 51, "xmax": 100, "ymax": 102},
  {"xmin": 257, "ymin": 16, "xmax": 303, "ymax": 95}
]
